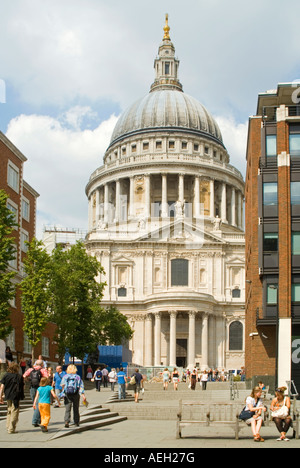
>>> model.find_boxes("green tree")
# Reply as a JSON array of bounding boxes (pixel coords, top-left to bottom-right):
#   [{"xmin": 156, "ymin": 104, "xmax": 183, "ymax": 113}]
[
  {"xmin": 0, "ymin": 190, "xmax": 17, "ymax": 340},
  {"xmin": 91, "ymin": 305, "xmax": 133, "ymax": 346},
  {"xmin": 21, "ymin": 238, "xmax": 52, "ymax": 361},
  {"xmin": 50, "ymin": 241, "xmax": 106, "ymax": 364}
]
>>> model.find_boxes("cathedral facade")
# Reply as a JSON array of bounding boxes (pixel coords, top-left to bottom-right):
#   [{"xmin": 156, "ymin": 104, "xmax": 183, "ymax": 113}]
[{"xmin": 85, "ymin": 17, "xmax": 245, "ymax": 370}]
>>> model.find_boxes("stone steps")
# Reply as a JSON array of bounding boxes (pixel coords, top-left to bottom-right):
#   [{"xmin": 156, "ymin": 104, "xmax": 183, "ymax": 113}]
[{"xmin": 49, "ymin": 404, "xmax": 127, "ymax": 440}]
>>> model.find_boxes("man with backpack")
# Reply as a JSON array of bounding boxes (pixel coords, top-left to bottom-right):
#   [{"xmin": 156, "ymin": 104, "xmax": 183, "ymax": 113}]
[
  {"xmin": 23, "ymin": 359, "xmax": 49, "ymax": 427},
  {"xmin": 0, "ymin": 362, "xmax": 24, "ymax": 433}
]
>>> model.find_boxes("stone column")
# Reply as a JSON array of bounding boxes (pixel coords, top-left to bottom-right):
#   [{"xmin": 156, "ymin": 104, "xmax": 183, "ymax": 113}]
[
  {"xmin": 154, "ymin": 312, "xmax": 162, "ymax": 366},
  {"xmin": 115, "ymin": 179, "xmax": 120, "ymax": 222},
  {"xmin": 216, "ymin": 315, "xmax": 225, "ymax": 369},
  {"xmin": 161, "ymin": 174, "xmax": 168, "ymax": 218},
  {"xmin": 237, "ymin": 191, "xmax": 242, "ymax": 229},
  {"xmin": 145, "ymin": 174, "xmax": 150, "ymax": 218},
  {"xmin": 178, "ymin": 174, "xmax": 184, "ymax": 203},
  {"xmin": 194, "ymin": 176, "xmax": 200, "ymax": 218},
  {"xmin": 221, "ymin": 182, "xmax": 227, "ymax": 222},
  {"xmin": 145, "ymin": 314, "xmax": 153, "ymax": 367},
  {"xmin": 201, "ymin": 313, "xmax": 209, "ymax": 370},
  {"xmin": 210, "ymin": 179, "xmax": 215, "ymax": 218},
  {"xmin": 188, "ymin": 311, "xmax": 196, "ymax": 369},
  {"xmin": 169, "ymin": 311, "xmax": 177, "ymax": 367},
  {"xmin": 231, "ymin": 187, "xmax": 236, "ymax": 226},
  {"xmin": 103, "ymin": 183, "xmax": 109, "ymax": 225},
  {"xmin": 129, "ymin": 176, "xmax": 134, "ymax": 219}
]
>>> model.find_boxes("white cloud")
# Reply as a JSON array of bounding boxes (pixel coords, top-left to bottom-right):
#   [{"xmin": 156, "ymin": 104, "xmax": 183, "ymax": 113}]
[
  {"xmin": 6, "ymin": 109, "xmax": 118, "ymax": 239},
  {"xmin": 215, "ymin": 116, "xmax": 248, "ymax": 177}
]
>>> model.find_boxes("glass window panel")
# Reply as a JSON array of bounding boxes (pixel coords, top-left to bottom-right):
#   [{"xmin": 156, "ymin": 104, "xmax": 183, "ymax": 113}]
[
  {"xmin": 266, "ymin": 135, "xmax": 277, "ymax": 157},
  {"xmin": 292, "ymin": 232, "xmax": 300, "ymax": 255},
  {"xmin": 171, "ymin": 259, "xmax": 189, "ymax": 286},
  {"xmin": 267, "ymin": 285, "xmax": 278, "ymax": 304},
  {"xmin": 229, "ymin": 321, "xmax": 243, "ymax": 350},
  {"xmin": 291, "ymin": 182, "xmax": 300, "ymax": 205},
  {"xmin": 263, "ymin": 183, "xmax": 278, "ymax": 205},
  {"xmin": 263, "ymin": 233, "xmax": 278, "ymax": 251},
  {"xmin": 292, "ymin": 284, "xmax": 300, "ymax": 302},
  {"xmin": 290, "ymin": 134, "xmax": 300, "ymax": 156}
]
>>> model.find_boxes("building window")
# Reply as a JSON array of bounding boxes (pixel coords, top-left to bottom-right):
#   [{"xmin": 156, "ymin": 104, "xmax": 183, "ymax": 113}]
[
  {"xmin": 229, "ymin": 321, "xmax": 243, "ymax": 351},
  {"xmin": 194, "ymin": 144, "xmax": 199, "ymax": 152},
  {"xmin": 289, "ymin": 133, "xmax": 300, "ymax": 157},
  {"xmin": 263, "ymin": 182, "xmax": 278, "ymax": 205},
  {"xmin": 7, "ymin": 163, "xmax": 19, "ymax": 192},
  {"xmin": 182, "ymin": 141, "xmax": 187, "ymax": 150},
  {"xmin": 168, "ymin": 140, "xmax": 175, "ymax": 149},
  {"xmin": 267, "ymin": 284, "xmax": 278, "ymax": 305},
  {"xmin": 165, "ymin": 62, "xmax": 170, "ymax": 75},
  {"xmin": 292, "ymin": 284, "xmax": 300, "ymax": 303},
  {"xmin": 232, "ymin": 288, "xmax": 241, "ymax": 298},
  {"xmin": 118, "ymin": 287, "xmax": 127, "ymax": 297},
  {"xmin": 21, "ymin": 231, "xmax": 29, "ymax": 252},
  {"xmin": 42, "ymin": 337, "xmax": 49, "ymax": 357},
  {"xmin": 22, "ymin": 199, "xmax": 30, "ymax": 221},
  {"xmin": 156, "ymin": 141, "xmax": 162, "ymax": 150},
  {"xmin": 7, "ymin": 201, "xmax": 18, "ymax": 228},
  {"xmin": 263, "ymin": 233, "xmax": 278, "ymax": 252},
  {"xmin": 143, "ymin": 142, "xmax": 149, "ymax": 151},
  {"xmin": 171, "ymin": 259, "xmax": 189, "ymax": 286},
  {"xmin": 291, "ymin": 182, "xmax": 300, "ymax": 205},
  {"xmin": 266, "ymin": 135, "xmax": 277, "ymax": 157},
  {"xmin": 292, "ymin": 232, "xmax": 300, "ymax": 255}
]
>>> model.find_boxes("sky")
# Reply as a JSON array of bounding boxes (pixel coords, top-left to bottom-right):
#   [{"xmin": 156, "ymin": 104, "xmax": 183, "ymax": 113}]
[{"xmin": 1, "ymin": 0, "xmax": 300, "ymax": 239}]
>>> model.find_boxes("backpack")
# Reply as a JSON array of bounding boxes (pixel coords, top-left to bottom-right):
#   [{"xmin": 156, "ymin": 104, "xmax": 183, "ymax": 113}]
[
  {"xmin": 65, "ymin": 375, "xmax": 79, "ymax": 395},
  {"xmin": 96, "ymin": 370, "xmax": 102, "ymax": 379},
  {"xmin": 30, "ymin": 369, "xmax": 42, "ymax": 389}
]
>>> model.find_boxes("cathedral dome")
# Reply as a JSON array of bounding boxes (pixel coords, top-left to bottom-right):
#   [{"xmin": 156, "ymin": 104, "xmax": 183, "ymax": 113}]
[
  {"xmin": 108, "ymin": 14, "xmax": 223, "ymax": 150},
  {"xmin": 109, "ymin": 90, "xmax": 223, "ymax": 147}
]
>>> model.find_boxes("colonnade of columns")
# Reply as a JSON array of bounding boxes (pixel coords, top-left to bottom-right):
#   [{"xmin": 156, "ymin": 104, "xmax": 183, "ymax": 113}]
[
  {"xmin": 142, "ymin": 310, "xmax": 226, "ymax": 370},
  {"xmin": 89, "ymin": 173, "xmax": 244, "ymax": 230}
]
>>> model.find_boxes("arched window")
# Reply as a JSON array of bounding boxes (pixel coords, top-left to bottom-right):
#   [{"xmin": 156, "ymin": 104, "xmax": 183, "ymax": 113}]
[
  {"xmin": 229, "ymin": 321, "xmax": 243, "ymax": 351},
  {"xmin": 171, "ymin": 259, "xmax": 189, "ymax": 286}
]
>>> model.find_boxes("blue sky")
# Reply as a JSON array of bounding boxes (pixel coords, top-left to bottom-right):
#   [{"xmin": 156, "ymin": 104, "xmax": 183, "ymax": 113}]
[{"xmin": 1, "ymin": 0, "xmax": 300, "ymax": 238}]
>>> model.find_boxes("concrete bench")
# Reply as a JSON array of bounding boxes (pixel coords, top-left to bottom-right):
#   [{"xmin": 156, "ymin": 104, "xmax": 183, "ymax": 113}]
[{"xmin": 176, "ymin": 400, "xmax": 245, "ymax": 440}]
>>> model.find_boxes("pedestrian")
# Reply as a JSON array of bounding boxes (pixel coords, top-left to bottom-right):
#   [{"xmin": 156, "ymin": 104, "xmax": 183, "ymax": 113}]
[
  {"xmin": 239, "ymin": 386, "xmax": 267, "ymax": 442},
  {"xmin": 5, "ymin": 346, "xmax": 13, "ymax": 364},
  {"xmin": 102, "ymin": 366, "xmax": 109, "ymax": 387},
  {"xmin": 162, "ymin": 368, "xmax": 170, "ymax": 391},
  {"xmin": 19, "ymin": 355, "xmax": 27, "ymax": 375},
  {"xmin": 130, "ymin": 368, "xmax": 143, "ymax": 403},
  {"xmin": 93, "ymin": 367, "xmax": 102, "ymax": 392},
  {"xmin": 172, "ymin": 368, "xmax": 179, "ymax": 391},
  {"xmin": 108, "ymin": 368, "xmax": 117, "ymax": 391},
  {"xmin": 201, "ymin": 370, "xmax": 208, "ymax": 390},
  {"xmin": 270, "ymin": 386, "xmax": 292, "ymax": 441},
  {"xmin": 0, "ymin": 362, "xmax": 24, "ymax": 434},
  {"xmin": 60, "ymin": 364, "xmax": 86, "ymax": 428},
  {"xmin": 86, "ymin": 365, "xmax": 93, "ymax": 381},
  {"xmin": 53, "ymin": 365, "xmax": 66, "ymax": 407},
  {"xmin": 117, "ymin": 366, "xmax": 127, "ymax": 400},
  {"xmin": 33, "ymin": 377, "xmax": 60, "ymax": 432},
  {"xmin": 23, "ymin": 359, "xmax": 49, "ymax": 427},
  {"xmin": 190, "ymin": 368, "xmax": 197, "ymax": 390}
]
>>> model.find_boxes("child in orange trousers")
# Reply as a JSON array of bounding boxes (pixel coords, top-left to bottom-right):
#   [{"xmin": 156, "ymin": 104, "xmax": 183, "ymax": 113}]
[{"xmin": 33, "ymin": 377, "xmax": 60, "ymax": 432}]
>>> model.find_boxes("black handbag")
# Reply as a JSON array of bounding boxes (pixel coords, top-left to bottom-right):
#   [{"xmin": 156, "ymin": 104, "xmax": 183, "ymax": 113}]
[{"xmin": 239, "ymin": 399, "xmax": 258, "ymax": 420}]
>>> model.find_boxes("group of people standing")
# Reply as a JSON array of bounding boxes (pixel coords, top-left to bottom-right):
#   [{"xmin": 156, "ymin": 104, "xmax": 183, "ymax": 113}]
[
  {"xmin": 89, "ymin": 366, "xmax": 144, "ymax": 404},
  {"xmin": 161, "ymin": 368, "xmax": 209, "ymax": 391},
  {"xmin": 0, "ymin": 360, "xmax": 86, "ymax": 434}
]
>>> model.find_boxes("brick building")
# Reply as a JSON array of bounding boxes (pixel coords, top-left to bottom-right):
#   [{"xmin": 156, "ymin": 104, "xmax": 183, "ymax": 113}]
[
  {"xmin": 245, "ymin": 83, "xmax": 300, "ymax": 392},
  {"xmin": 0, "ymin": 131, "xmax": 57, "ymax": 364}
]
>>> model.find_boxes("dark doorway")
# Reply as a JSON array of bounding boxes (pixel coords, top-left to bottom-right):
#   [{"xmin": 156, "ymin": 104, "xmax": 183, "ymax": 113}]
[{"xmin": 176, "ymin": 339, "xmax": 187, "ymax": 368}]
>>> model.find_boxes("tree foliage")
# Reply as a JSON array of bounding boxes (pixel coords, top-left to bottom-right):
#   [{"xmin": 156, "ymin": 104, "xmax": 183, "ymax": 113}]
[
  {"xmin": 0, "ymin": 190, "xmax": 17, "ymax": 340},
  {"xmin": 21, "ymin": 238, "xmax": 52, "ymax": 360}
]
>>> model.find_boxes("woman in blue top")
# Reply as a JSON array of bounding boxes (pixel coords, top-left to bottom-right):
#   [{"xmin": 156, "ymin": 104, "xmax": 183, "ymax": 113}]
[
  {"xmin": 117, "ymin": 367, "xmax": 127, "ymax": 400},
  {"xmin": 33, "ymin": 377, "xmax": 60, "ymax": 432}
]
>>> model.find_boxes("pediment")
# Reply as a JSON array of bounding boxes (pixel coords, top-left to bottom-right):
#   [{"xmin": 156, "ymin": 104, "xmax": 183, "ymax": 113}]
[
  {"xmin": 111, "ymin": 254, "xmax": 135, "ymax": 264},
  {"xmin": 136, "ymin": 219, "xmax": 226, "ymax": 246}
]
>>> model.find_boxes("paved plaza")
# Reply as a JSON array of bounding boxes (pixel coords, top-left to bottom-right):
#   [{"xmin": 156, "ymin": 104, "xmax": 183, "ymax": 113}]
[{"xmin": 0, "ymin": 383, "xmax": 299, "ymax": 450}]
